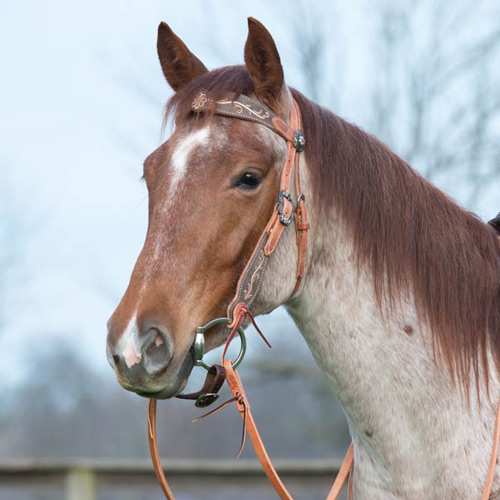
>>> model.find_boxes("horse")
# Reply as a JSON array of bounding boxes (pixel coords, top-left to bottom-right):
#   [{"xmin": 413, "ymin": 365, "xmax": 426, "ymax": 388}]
[{"xmin": 106, "ymin": 17, "xmax": 500, "ymax": 499}]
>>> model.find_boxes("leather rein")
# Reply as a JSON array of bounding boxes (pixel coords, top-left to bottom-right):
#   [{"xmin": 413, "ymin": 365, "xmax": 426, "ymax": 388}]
[{"xmin": 147, "ymin": 94, "xmax": 500, "ymax": 499}]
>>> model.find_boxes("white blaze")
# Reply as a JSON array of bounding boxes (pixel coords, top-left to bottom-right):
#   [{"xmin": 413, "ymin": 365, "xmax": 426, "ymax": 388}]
[
  {"xmin": 141, "ymin": 125, "xmax": 212, "ymax": 300},
  {"xmin": 169, "ymin": 126, "xmax": 210, "ymax": 194}
]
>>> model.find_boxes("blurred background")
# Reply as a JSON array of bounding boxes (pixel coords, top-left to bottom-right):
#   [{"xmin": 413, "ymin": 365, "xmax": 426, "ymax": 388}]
[{"xmin": 1, "ymin": 0, "xmax": 499, "ymax": 498}]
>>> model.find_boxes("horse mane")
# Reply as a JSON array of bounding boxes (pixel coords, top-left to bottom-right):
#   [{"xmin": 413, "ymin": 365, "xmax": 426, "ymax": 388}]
[{"xmin": 165, "ymin": 65, "xmax": 500, "ymax": 388}]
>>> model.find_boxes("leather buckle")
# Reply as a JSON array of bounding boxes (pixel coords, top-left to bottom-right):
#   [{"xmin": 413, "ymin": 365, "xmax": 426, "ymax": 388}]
[{"xmin": 277, "ymin": 190, "xmax": 294, "ymax": 226}]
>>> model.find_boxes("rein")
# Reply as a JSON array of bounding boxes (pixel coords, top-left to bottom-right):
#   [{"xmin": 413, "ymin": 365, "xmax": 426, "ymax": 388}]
[
  {"xmin": 147, "ymin": 94, "xmax": 500, "ymax": 499},
  {"xmin": 148, "ymin": 324, "xmax": 355, "ymax": 500}
]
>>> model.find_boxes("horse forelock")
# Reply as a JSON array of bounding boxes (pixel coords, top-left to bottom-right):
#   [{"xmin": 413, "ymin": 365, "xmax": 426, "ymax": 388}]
[
  {"xmin": 291, "ymin": 89, "xmax": 500, "ymax": 390},
  {"xmin": 163, "ymin": 65, "xmax": 256, "ymax": 132}
]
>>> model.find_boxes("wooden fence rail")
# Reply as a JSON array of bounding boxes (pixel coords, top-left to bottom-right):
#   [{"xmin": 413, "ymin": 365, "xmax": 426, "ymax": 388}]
[{"xmin": 0, "ymin": 459, "xmax": 344, "ymax": 500}]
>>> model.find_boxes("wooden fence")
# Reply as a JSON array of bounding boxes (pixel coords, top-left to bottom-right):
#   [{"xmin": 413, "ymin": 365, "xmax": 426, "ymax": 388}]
[{"xmin": 0, "ymin": 459, "xmax": 345, "ymax": 500}]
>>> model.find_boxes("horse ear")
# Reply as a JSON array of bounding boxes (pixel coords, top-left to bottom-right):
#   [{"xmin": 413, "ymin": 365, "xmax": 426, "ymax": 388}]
[
  {"xmin": 244, "ymin": 18, "xmax": 287, "ymax": 113},
  {"xmin": 157, "ymin": 22, "xmax": 208, "ymax": 91}
]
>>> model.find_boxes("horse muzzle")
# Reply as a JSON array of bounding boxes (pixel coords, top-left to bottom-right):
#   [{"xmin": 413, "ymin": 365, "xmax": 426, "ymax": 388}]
[{"xmin": 106, "ymin": 318, "xmax": 194, "ymax": 398}]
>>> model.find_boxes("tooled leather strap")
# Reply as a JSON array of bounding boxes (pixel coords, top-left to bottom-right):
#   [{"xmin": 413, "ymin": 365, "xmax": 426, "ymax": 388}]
[
  {"xmin": 193, "ymin": 92, "xmax": 295, "ymax": 142},
  {"xmin": 224, "ymin": 99, "xmax": 307, "ymax": 330}
]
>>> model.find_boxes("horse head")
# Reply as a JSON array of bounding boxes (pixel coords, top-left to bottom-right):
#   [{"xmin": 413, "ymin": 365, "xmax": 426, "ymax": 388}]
[{"xmin": 106, "ymin": 19, "xmax": 303, "ymax": 398}]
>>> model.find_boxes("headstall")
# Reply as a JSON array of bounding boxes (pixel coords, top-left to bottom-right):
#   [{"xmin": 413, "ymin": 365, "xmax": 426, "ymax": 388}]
[{"xmin": 147, "ymin": 94, "xmax": 500, "ymax": 500}]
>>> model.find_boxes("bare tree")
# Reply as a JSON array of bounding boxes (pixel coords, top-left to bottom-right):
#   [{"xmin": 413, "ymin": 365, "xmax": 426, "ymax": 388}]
[
  {"xmin": 369, "ymin": 0, "xmax": 500, "ymax": 207},
  {"xmin": 290, "ymin": 0, "xmax": 500, "ymax": 209}
]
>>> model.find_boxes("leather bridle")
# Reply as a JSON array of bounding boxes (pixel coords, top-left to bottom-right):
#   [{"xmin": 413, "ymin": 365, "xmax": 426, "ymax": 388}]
[
  {"xmin": 147, "ymin": 93, "xmax": 500, "ymax": 500},
  {"xmin": 173, "ymin": 92, "xmax": 309, "ymax": 410}
]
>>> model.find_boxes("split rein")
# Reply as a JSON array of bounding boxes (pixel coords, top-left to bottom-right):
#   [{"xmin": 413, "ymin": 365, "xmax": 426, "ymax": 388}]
[
  {"xmin": 148, "ymin": 327, "xmax": 355, "ymax": 500},
  {"xmin": 147, "ymin": 95, "xmax": 500, "ymax": 499}
]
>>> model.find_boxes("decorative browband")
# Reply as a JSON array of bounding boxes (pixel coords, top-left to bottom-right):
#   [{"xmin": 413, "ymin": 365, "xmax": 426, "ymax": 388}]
[{"xmin": 191, "ymin": 92, "xmax": 298, "ymax": 144}]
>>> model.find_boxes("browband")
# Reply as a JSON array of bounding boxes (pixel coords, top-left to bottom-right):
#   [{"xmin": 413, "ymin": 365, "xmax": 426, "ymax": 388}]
[{"xmin": 192, "ymin": 92, "xmax": 306, "ymax": 151}]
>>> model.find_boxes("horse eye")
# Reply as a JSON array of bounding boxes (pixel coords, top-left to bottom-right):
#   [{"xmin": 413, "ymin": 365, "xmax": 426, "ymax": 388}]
[{"xmin": 234, "ymin": 172, "xmax": 262, "ymax": 190}]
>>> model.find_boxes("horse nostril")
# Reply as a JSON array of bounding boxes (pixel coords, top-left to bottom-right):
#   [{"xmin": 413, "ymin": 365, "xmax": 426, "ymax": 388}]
[{"xmin": 141, "ymin": 327, "xmax": 172, "ymax": 374}]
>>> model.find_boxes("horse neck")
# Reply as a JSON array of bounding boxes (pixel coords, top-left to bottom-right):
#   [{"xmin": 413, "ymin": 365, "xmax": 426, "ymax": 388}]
[{"xmin": 284, "ymin": 168, "xmax": 500, "ymax": 499}]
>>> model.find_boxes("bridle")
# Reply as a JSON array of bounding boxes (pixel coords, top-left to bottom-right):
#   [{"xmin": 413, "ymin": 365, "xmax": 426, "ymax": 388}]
[
  {"xmin": 147, "ymin": 93, "xmax": 500, "ymax": 499},
  {"xmin": 174, "ymin": 92, "xmax": 309, "ymax": 410}
]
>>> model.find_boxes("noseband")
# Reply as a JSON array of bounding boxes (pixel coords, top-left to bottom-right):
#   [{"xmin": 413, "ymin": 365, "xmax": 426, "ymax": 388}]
[{"xmin": 147, "ymin": 94, "xmax": 500, "ymax": 500}]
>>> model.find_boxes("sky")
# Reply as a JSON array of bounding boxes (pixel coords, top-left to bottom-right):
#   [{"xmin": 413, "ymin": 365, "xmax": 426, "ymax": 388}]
[{"xmin": 1, "ymin": 0, "xmax": 499, "ymax": 384}]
